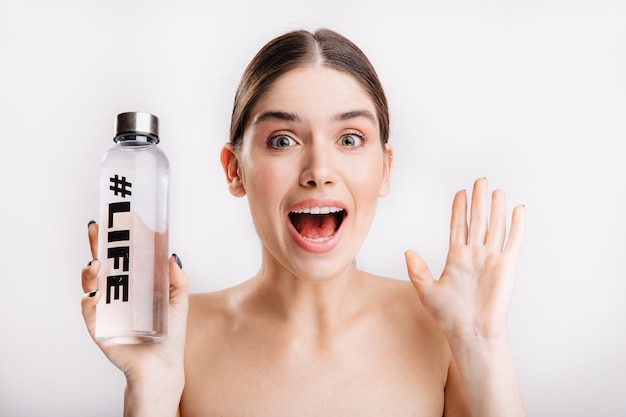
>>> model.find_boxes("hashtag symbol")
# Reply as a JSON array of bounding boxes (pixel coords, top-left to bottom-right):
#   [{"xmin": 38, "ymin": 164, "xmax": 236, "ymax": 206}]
[{"xmin": 109, "ymin": 175, "xmax": 132, "ymax": 198}]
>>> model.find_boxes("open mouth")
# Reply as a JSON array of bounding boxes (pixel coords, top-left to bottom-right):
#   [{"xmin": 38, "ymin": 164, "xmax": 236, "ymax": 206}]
[{"xmin": 288, "ymin": 207, "xmax": 346, "ymax": 242}]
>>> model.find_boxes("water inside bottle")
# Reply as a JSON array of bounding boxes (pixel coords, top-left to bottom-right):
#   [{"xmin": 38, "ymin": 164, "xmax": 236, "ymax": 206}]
[{"xmin": 95, "ymin": 210, "xmax": 169, "ymax": 344}]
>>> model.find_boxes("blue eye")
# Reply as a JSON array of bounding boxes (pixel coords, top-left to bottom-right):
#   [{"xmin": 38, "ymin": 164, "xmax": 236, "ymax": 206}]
[
  {"xmin": 268, "ymin": 135, "xmax": 296, "ymax": 148},
  {"xmin": 338, "ymin": 133, "xmax": 364, "ymax": 147}
]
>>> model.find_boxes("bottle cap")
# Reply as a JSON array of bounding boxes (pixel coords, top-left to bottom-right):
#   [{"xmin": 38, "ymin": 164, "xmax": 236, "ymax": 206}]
[{"xmin": 115, "ymin": 112, "xmax": 159, "ymax": 143}]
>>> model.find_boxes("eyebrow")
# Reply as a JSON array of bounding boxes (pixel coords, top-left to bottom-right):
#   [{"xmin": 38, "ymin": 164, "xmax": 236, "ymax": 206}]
[
  {"xmin": 253, "ymin": 109, "xmax": 376, "ymax": 125},
  {"xmin": 253, "ymin": 111, "xmax": 303, "ymax": 124},
  {"xmin": 332, "ymin": 109, "xmax": 376, "ymax": 124}
]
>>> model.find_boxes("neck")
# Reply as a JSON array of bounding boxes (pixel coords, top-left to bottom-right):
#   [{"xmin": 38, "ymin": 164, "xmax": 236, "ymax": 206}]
[{"xmin": 251, "ymin": 252, "xmax": 362, "ymax": 337}]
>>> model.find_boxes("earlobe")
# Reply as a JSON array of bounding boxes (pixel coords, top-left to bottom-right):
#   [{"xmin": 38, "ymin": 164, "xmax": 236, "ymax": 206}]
[
  {"xmin": 220, "ymin": 144, "xmax": 246, "ymax": 197},
  {"xmin": 229, "ymin": 176, "xmax": 245, "ymax": 197}
]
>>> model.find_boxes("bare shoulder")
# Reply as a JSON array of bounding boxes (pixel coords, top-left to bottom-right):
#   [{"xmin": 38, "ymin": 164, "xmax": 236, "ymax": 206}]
[
  {"xmin": 361, "ymin": 273, "xmax": 417, "ymax": 304},
  {"xmin": 186, "ymin": 282, "xmax": 248, "ymax": 337},
  {"xmin": 360, "ymin": 273, "xmax": 437, "ymax": 323},
  {"xmin": 188, "ymin": 286, "xmax": 240, "ymax": 316},
  {"xmin": 357, "ymin": 272, "xmax": 450, "ymax": 352}
]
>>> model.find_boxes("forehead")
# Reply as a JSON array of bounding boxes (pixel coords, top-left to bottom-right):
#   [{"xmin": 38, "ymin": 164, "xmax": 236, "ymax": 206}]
[{"xmin": 250, "ymin": 66, "xmax": 377, "ymax": 120}]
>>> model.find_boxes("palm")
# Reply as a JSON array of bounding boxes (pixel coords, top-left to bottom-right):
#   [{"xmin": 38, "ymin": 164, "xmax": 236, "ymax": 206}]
[
  {"xmin": 406, "ymin": 178, "xmax": 525, "ymax": 340},
  {"xmin": 95, "ymin": 299, "xmax": 187, "ymax": 378}
]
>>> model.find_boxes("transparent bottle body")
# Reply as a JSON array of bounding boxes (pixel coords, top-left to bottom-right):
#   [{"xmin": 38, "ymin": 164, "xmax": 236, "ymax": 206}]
[{"xmin": 95, "ymin": 139, "xmax": 169, "ymax": 344}]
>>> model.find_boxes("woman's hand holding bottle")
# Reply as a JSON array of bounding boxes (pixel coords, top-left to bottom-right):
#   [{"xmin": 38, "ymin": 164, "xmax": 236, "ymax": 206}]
[{"xmin": 81, "ymin": 221, "xmax": 189, "ymax": 416}]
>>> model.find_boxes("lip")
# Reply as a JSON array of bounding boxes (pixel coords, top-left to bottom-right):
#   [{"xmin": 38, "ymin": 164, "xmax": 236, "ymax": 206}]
[{"xmin": 287, "ymin": 198, "xmax": 348, "ymax": 253}]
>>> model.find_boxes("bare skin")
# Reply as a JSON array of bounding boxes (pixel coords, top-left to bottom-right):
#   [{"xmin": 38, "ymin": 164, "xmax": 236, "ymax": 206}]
[
  {"xmin": 181, "ymin": 273, "xmax": 467, "ymax": 416},
  {"xmin": 81, "ymin": 66, "xmax": 525, "ymax": 416}
]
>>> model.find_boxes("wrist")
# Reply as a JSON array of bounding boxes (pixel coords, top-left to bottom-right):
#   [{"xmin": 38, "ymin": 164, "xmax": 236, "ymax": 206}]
[
  {"xmin": 447, "ymin": 335, "xmax": 515, "ymax": 377},
  {"xmin": 444, "ymin": 324, "xmax": 510, "ymax": 351},
  {"xmin": 445, "ymin": 330, "xmax": 525, "ymax": 417},
  {"xmin": 124, "ymin": 369, "xmax": 184, "ymax": 417}
]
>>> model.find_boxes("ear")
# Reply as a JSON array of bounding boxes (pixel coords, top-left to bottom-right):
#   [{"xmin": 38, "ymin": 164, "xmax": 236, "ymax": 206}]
[
  {"xmin": 378, "ymin": 143, "xmax": 393, "ymax": 197},
  {"xmin": 220, "ymin": 143, "xmax": 246, "ymax": 197}
]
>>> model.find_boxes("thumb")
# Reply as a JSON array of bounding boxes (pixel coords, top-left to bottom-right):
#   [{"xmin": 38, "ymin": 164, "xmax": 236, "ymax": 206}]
[
  {"xmin": 169, "ymin": 254, "xmax": 189, "ymax": 312},
  {"xmin": 167, "ymin": 254, "xmax": 190, "ymax": 348},
  {"xmin": 81, "ymin": 287, "xmax": 101, "ymax": 341},
  {"xmin": 404, "ymin": 250, "xmax": 435, "ymax": 299}
]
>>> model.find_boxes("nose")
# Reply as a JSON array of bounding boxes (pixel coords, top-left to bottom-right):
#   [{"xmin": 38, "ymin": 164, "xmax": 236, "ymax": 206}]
[{"xmin": 299, "ymin": 141, "xmax": 336, "ymax": 188}]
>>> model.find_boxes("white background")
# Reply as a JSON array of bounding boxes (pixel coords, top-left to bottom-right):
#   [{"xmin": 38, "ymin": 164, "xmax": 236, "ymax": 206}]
[{"xmin": 1, "ymin": 0, "xmax": 625, "ymax": 416}]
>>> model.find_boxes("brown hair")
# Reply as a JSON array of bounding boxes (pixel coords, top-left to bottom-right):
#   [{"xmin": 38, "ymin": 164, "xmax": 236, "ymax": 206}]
[{"xmin": 229, "ymin": 28, "xmax": 389, "ymax": 148}]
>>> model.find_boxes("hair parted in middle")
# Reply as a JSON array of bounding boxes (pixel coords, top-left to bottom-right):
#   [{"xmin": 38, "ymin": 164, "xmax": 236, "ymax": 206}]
[{"xmin": 229, "ymin": 28, "xmax": 390, "ymax": 148}]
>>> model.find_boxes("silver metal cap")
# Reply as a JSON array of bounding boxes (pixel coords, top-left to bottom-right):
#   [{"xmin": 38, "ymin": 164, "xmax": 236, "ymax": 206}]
[{"xmin": 115, "ymin": 112, "xmax": 159, "ymax": 140}]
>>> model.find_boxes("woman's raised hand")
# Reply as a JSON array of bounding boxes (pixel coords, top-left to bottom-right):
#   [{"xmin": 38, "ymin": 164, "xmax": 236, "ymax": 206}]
[
  {"xmin": 80, "ymin": 221, "xmax": 189, "ymax": 414},
  {"xmin": 405, "ymin": 178, "xmax": 525, "ymax": 341}
]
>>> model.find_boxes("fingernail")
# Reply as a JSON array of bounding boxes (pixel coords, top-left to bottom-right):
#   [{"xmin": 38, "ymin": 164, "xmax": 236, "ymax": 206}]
[
  {"xmin": 173, "ymin": 253, "xmax": 183, "ymax": 269},
  {"xmin": 87, "ymin": 289, "xmax": 98, "ymax": 297},
  {"xmin": 88, "ymin": 220, "xmax": 96, "ymax": 227}
]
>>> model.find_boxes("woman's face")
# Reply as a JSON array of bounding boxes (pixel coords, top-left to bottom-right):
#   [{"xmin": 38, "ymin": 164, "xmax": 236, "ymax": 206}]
[{"xmin": 223, "ymin": 66, "xmax": 392, "ymax": 280}]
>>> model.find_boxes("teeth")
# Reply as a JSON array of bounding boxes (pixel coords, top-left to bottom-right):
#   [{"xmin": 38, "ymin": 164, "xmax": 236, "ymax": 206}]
[
  {"xmin": 304, "ymin": 236, "xmax": 332, "ymax": 243},
  {"xmin": 291, "ymin": 207, "xmax": 343, "ymax": 215}
]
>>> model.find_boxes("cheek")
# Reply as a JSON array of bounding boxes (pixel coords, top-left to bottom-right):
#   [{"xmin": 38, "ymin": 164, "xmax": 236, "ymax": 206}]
[
  {"xmin": 241, "ymin": 161, "xmax": 286, "ymax": 208},
  {"xmin": 246, "ymin": 156, "xmax": 283, "ymax": 183},
  {"xmin": 347, "ymin": 156, "xmax": 388, "ymax": 198}
]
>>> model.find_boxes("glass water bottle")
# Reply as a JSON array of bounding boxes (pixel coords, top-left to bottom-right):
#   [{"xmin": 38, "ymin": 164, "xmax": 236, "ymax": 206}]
[{"xmin": 95, "ymin": 111, "xmax": 169, "ymax": 344}]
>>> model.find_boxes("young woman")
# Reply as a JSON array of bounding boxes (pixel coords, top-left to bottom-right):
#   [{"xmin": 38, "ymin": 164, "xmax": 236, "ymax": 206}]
[{"xmin": 81, "ymin": 29, "xmax": 526, "ymax": 416}]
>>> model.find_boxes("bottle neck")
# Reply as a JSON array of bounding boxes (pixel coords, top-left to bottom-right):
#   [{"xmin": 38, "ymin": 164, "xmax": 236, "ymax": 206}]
[{"xmin": 114, "ymin": 133, "xmax": 160, "ymax": 144}]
